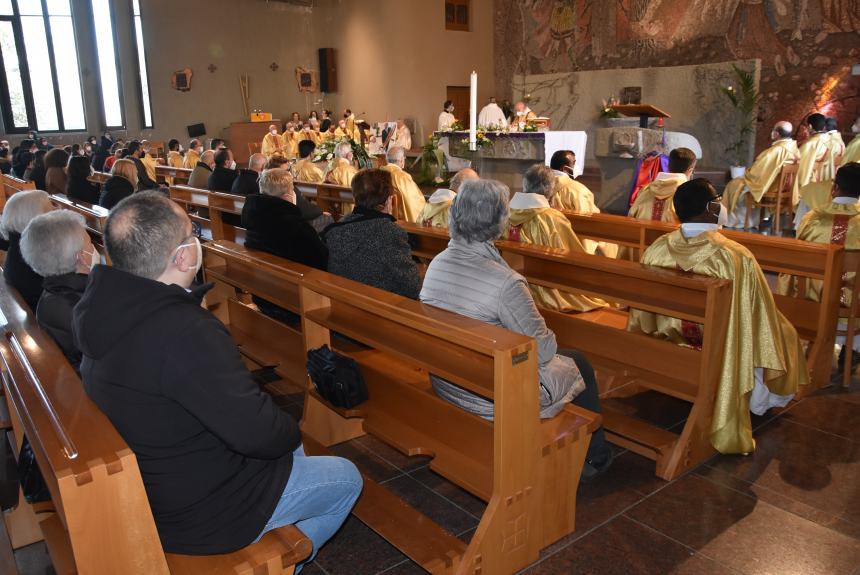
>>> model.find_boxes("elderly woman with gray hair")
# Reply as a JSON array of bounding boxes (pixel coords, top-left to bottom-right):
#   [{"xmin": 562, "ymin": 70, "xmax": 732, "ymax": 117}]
[
  {"xmin": 1, "ymin": 190, "xmax": 54, "ymax": 310},
  {"xmin": 20, "ymin": 211, "xmax": 98, "ymax": 368},
  {"xmin": 420, "ymin": 178, "xmax": 612, "ymax": 480}
]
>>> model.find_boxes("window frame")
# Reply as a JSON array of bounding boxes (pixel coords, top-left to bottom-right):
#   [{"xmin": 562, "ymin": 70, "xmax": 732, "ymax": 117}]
[
  {"xmin": 445, "ymin": 0, "xmax": 470, "ymax": 32},
  {"xmin": 129, "ymin": 0, "xmax": 152, "ymax": 128},
  {"xmin": 0, "ymin": 0, "xmax": 86, "ymax": 134},
  {"xmin": 88, "ymin": 0, "xmax": 125, "ymax": 129}
]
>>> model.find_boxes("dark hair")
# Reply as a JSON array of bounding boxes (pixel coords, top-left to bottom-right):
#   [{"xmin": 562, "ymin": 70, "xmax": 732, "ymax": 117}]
[
  {"xmin": 825, "ymin": 117, "xmax": 838, "ymax": 132},
  {"xmin": 298, "ymin": 139, "xmax": 316, "ymax": 159},
  {"xmin": 351, "ymin": 169, "xmax": 393, "ymax": 210},
  {"xmin": 168, "ymin": 138, "xmax": 180, "ymax": 151},
  {"xmin": 673, "ymin": 178, "xmax": 719, "ymax": 223},
  {"xmin": 668, "ymin": 147, "xmax": 697, "ymax": 173},
  {"xmin": 32, "ymin": 149, "xmax": 47, "ymax": 170},
  {"xmin": 44, "ymin": 148, "xmax": 69, "ymax": 169},
  {"xmin": 105, "ymin": 191, "xmax": 189, "ymax": 280},
  {"xmin": 808, "ymin": 113, "xmax": 827, "ymax": 132},
  {"xmin": 835, "ymin": 163, "xmax": 860, "ymax": 198},
  {"xmin": 214, "ymin": 150, "xmax": 231, "ymax": 167},
  {"xmin": 210, "ymin": 138, "xmax": 225, "ymax": 150},
  {"xmin": 443, "ymin": 100, "xmax": 453, "ymax": 109},
  {"xmin": 549, "ymin": 149, "xmax": 575, "ymax": 171},
  {"xmin": 773, "ymin": 124, "xmax": 792, "ymax": 138},
  {"xmin": 65, "ymin": 155, "xmax": 92, "ymax": 188},
  {"xmin": 126, "ymin": 140, "xmax": 142, "ymax": 156}
]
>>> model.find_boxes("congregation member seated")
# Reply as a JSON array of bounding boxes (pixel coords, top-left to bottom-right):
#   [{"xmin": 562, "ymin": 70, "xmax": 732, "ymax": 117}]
[
  {"xmin": 628, "ymin": 147, "xmax": 696, "ymax": 225},
  {"xmin": 166, "ymin": 138, "xmax": 184, "ymax": 168},
  {"xmin": 0, "ymin": 144, "xmax": 9, "ymax": 176},
  {"xmin": 73, "ymin": 191, "xmax": 361, "ymax": 565},
  {"xmin": 99, "ymin": 159, "xmax": 138, "ymax": 210},
  {"xmin": 103, "ymin": 143, "xmax": 122, "ymax": 172},
  {"xmin": 24, "ymin": 150, "xmax": 47, "ymax": 191},
  {"xmin": 722, "ymin": 121, "xmax": 799, "ymax": 228},
  {"xmin": 266, "ymin": 156, "xmax": 331, "ymax": 233},
  {"xmin": 549, "ymin": 149, "xmax": 599, "ymax": 213},
  {"xmin": 417, "ymin": 167, "xmax": 479, "ymax": 228},
  {"xmin": 183, "ymin": 138, "xmax": 203, "ymax": 169},
  {"xmin": 15, "ymin": 151, "xmax": 34, "ymax": 183},
  {"xmin": 262, "ymin": 124, "xmax": 286, "ymax": 157},
  {"xmin": 843, "ymin": 117, "xmax": 860, "ymax": 165},
  {"xmin": 781, "ymin": 163, "xmax": 860, "ymax": 370},
  {"xmin": 12, "ymin": 140, "xmax": 36, "ymax": 178},
  {"xmin": 1, "ymin": 190, "xmax": 53, "ymax": 309},
  {"xmin": 420, "ymin": 179, "xmax": 612, "ymax": 479},
  {"xmin": 322, "ymin": 169, "xmax": 421, "ymax": 299},
  {"xmin": 20, "ymin": 210, "xmax": 96, "ymax": 368},
  {"xmin": 506, "ymin": 165, "xmax": 605, "ymax": 312},
  {"xmin": 187, "ymin": 150, "xmax": 215, "ymax": 189},
  {"xmin": 139, "ymin": 140, "xmax": 159, "ymax": 182},
  {"xmin": 90, "ymin": 133, "xmax": 113, "ymax": 172},
  {"xmin": 207, "ymin": 149, "xmax": 238, "ymax": 192},
  {"xmin": 380, "ymin": 146, "xmax": 426, "ymax": 222},
  {"xmin": 294, "ymin": 140, "xmax": 324, "ymax": 182},
  {"xmin": 325, "ymin": 141, "xmax": 358, "ymax": 187},
  {"xmin": 798, "ymin": 113, "xmax": 833, "ymax": 189},
  {"xmin": 65, "ymin": 155, "xmax": 101, "ymax": 204},
  {"xmin": 628, "ymin": 178, "xmax": 808, "ymax": 454},
  {"xmin": 44, "ymin": 147, "xmax": 70, "ymax": 195},
  {"xmin": 231, "ymin": 152, "xmax": 266, "ymax": 196},
  {"xmin": 125, "ymin": 141, "xmax": 159, "ymax": 190}
]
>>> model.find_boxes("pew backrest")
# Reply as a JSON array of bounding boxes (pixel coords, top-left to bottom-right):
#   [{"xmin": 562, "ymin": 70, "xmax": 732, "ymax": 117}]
[
  {"xmin": 155, "ymin": 165, "xmax": 191, "ymax": 186},
  {"xmin": 294, "ymin": 180, "xmax": 353, "ymax": 216},
  {"xmin": 1, "ymin": 174, "xmax": 35, "ymax": 211}
]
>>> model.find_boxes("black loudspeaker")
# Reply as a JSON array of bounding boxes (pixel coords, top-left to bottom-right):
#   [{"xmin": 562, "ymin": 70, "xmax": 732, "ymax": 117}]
[
  {"xmin": 187, "ymin": 123, "xmax": 206, "ymax": 138},
  {"xmin": 318, "ymin": 48, "xmax": 337, "ymax": 93}
]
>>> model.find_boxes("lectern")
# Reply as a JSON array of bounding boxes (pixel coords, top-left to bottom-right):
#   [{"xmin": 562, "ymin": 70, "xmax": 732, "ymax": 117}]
[{"xmin": 611, "ymin": 104, "xmax": 671, "ymax": 128}]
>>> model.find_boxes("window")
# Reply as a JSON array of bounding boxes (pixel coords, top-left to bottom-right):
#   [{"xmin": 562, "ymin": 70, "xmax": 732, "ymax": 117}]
[
  {"xmin": 131, "ymin": 0, "xmax": 151, "ymax": 127},
  {"xmin": 0, "ymin": 0, "xmax": 85, "ymax": 133},
  {"xmin": 90, "ymin": 0, "xmax": 123, "ymax": 127},
  {"xmin": 445, "ymin": 0, "xmax": 469, "ymax": 31}
]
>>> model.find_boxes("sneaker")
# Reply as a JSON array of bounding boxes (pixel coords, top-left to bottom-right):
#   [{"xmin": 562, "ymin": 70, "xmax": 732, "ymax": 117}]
[{"xmin": 580, "ymin": 447, "xmax": 614, "ymax": 483}]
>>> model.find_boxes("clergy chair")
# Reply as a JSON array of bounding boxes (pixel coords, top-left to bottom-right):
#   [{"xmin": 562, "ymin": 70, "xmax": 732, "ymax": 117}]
[
  {"xmin": 248, "ymin": 141, "xmax": 262, "ymax": 157},
  {"xmin": 748, "ymin": 162, "xmax": 798, "ymax": 233},
  {"xmin": 836, "ymin": 250, "xmax": 860, "ymax": 387}
]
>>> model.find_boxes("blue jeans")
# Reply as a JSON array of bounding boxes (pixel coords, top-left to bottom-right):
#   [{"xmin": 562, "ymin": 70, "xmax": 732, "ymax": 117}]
[{"xmin": 255, "ymin": 445, "xmax": 363, "ymax": 571}]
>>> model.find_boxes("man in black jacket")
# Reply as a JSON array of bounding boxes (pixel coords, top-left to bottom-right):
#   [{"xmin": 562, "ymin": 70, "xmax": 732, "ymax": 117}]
[
  {"xmin": 73, "ymin": 191, "xmax": 361, "ymax": 563},
  {"xmin": 207, "ymin": 149, "xmax": 238, "ymax": 192},
  {"xmin": 231, "ymin": 152, "xmax": 266, "ymax": 196}
]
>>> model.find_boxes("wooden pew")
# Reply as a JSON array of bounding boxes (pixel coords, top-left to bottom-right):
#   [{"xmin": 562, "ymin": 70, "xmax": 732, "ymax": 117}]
[
  {"xmin": 399, "ymin": 222, "xmax": 734, "ymax": 480},
  {"xmin": 202, "ymin": 240, "xmax": 600, "ymax": 574},
  {"xmin": 0, "ymin": 281, "xmax": 312, "ymax": 574},
  {"xmin": 87, "ymin": 171, "xmax": 110, "ymax": 185},
  {"xmin": 155, "ymin": 165, "xmax": 191, "ymax": 186},
  {"xmin": 49, "ymin": 194, "xmax": 109, "ymax": 256},
  {"xmin": 563, "ymin": 211, "xmax": 843, "ymax": 390},
  {"xmin": 1, "ymin": 174, "xmax": 35, "ymax": 211},
  {"xmin": 294, "ymin": 180, "xmax": 354, "ymax": 217},
  {"xmin": 169, "ymin": 184, "xmax": 247, "ymax": 244}
]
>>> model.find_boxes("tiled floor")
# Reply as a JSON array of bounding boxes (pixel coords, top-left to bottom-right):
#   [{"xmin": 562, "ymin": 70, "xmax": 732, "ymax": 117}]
[{"xmin": 8, "ymin": 374, "xmax": 860, "ymax": 575}]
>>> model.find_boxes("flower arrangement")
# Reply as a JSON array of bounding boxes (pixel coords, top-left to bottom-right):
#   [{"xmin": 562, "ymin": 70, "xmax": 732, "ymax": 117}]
[
  {"xmin": 600, "ymin": 96, "xmax": 621, "ymax": 118},
  {"xmin": 311, "ymin": 137, "xmax": 373, "ymax": 169},
  {"xmin": 720, "ymin": 64, "xmax": 760, "ymax": 167},
  {"xmin": 478, "ymin": 122, "xmax": 508, "ymax": 133},
  {"xmin": 448, "ymin": 120, "xmax": 464, "ymax": 131},
  {"xmin": 522, "ymin": 121, "xmax": 539, "ymax": 133},
  {"xmin": 461, "ymin": 131, "xmax": 493, "ymax": 149},
  {"xmin": 414, "ymin": 135, "xmax": 448, "ymax": 185}
]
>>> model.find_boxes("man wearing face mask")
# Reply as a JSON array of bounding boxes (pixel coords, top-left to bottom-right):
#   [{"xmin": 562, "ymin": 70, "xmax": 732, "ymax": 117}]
[
  {"xmin": 549, "ymin": 150, "xmax": 599, "ymax": 214},
  {"xmin": 628, "ymin": 178, "xmax": 808, "ymax": 455},
  {"xmin": 438, "ymin": 100, "xmax": 456, "ymax": 132},
  {"xmin": 842, "ymin": 117, "xmax": 860, "ymax": 166},
  {"xmin": 73, "ymin": 191, "xmax": 361, "ymax": 564},
  {"xmin": 261, "ymin": 124, "xmax": 286, "ymax": 158},
  {"xmin": 183, "ymin": 138, "xmax": 203, "ymax": 169},
  {"xmin": 20, "ymin": 210, "xmax": 99, "ymax": 370}
]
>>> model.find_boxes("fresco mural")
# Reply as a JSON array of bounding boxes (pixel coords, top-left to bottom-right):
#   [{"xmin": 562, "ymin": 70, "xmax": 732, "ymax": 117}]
[{"xmin": 495, "ymin": 0, "xmax": 860, "ymax": 154}]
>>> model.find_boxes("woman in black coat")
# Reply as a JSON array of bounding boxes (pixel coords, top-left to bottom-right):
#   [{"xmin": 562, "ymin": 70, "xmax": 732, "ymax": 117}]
[
  {"xmin": 98, "ymin": 159, "xmax": 137, "ymax": 210},
  {"xmin": 65, "ymin": 155, "xmax": 101, "ymax": 204},
  {"xmin": 321, "ymin": 169, "xmax": 421, "ymax": 299},
  {"xmin": 90, "ymin": 134, "xmax": 113, "ymax": 172}
]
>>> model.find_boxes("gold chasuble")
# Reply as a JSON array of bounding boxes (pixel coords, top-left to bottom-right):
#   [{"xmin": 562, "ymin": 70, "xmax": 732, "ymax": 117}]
[
  {"xmin": 628, "ymin": 173, "xmax": 685, "ymax": 224},
  {"xmin": 723, "ymin": 138, "xmax": 799, "ymax": 213},
  {"xmin": 325, "ymin": 157, "xmax": 358, "ymax": 187},
  {"xmin": 843, "ymin": 136, "xmax": 860, "ymax": 166},
  {"xmin": 141, "ymin": 154, "xmax": 158, "ymax": 182},
  {"xmin": 167, "ymin": 151, "xmax": 184, "ymax": 169},
  {"xmin": 380, "ymin": 164, "xmax": 426, "ymax": 223},
  {"xmin": 505, "ymin": 193, "xmax": 606, "ymax": 312},
  {"xmin": 261, "ymin": 132, "xmax": 285, "ymax": 157},
  {"xmin": 826, "ymin": 131, "xmax": 846, "ymax": 165},
  {"xmin": 798, "ymin": 132, "xmax": 834, "ymax": 188},
  {"xmin": 628, "ymin": 229, "xmax": 808, "ymax": 454},
  {"xmin": 283, "ymin": 133, "xmax": 299, "ymax": 159},
  {"xmin": 552, "ymin": 173, "xmax": 600, "ymax": 213},
  {"xmin": 294, "ymin": 159, "xmax": 324, "ymax": 183},
  {"xmin": 417, "ymin": 188, "xmax": 455, "ymax": 228},
  {"xmin": 183, "ymin": 148, "xmax": 200, "ymax": 169}
]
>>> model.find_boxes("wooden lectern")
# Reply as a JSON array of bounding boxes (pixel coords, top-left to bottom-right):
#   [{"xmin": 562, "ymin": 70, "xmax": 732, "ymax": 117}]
[{"xmin": 611, "ymin": 104, "xmax": 671, "ymax": 128}]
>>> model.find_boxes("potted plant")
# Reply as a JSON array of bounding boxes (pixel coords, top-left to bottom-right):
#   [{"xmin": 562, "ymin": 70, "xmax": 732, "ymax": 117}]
[{"xmin": 721, "ymin": 64, "xmax": 760, "ymax": 179}]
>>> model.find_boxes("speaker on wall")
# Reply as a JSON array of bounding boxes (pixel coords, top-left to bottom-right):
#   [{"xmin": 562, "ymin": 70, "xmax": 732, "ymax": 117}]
[
  {"xmin": 318, "ymin": 48, "xmax": 337, "ymax": 93},
  {"xmin": 187, "ymin": 123, "xmax": 206, "ymax": 138}
]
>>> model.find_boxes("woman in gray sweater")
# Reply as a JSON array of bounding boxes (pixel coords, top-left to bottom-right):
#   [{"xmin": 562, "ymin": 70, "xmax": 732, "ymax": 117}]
[
  {"xmin": 322, "ymin": 169, "xmax": 421, "ymax": 299},
  {"xmin": 419, "ymin": 178, "xmax": 612, "ymax": 480}
]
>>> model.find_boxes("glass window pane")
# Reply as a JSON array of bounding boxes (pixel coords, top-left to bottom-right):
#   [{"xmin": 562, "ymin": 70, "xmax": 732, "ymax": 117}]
[
  {"xmin": 0, "ymin": 0, "xmax": 13, "ymax": 16},
  {"xmin": 17, "ymin": 0, "xmax": 43, "ymax": 15},
  {"xmin": 133, "ymin": 16, "xmax": 151, "ymax": 127},
  {"xmin": 50, "ymin": 15, "xmax": 84, "ymax": 129},
  {"xmin": 21, "ymin": 15, "xmax": 59, "ymax": 130},
  {"xmin": 45, "ymin": 0, "xmax": 71, "ymax": 16},
  {"xmin": 0, "ymin": 21, "xmax": 28, "ymax": 127},
  {"xmin": 90, "ymin": 0, "xmax": 122, "ymax": 126}
]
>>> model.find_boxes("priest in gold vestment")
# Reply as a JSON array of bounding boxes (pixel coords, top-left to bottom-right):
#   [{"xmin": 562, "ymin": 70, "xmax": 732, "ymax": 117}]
[
  {"xmin": 294, "ymin": 140, "xmax": 324, "ymax": 183},
  {"xmin": 628, "ymin": 178, "xmax": 808, "ymax": 454},
  {"xmin": 380, "ymin": 146, "xmax": 425, "ymax": 223},
  {"xmin": 261, "ymin": 125, "xmax": 286, "ymax": 158},
  {"xmin": 504, "ymin": 165, "xmax": 606, "ymax": 313},
  {"xmin": 843, "ymin": 118, "xmax": 860, "ymax": 166},
  {"xmin": 183, "ymin": 139, "xmax": 202, "ymax": 169},
  {"xmin": 825, "ymin": 117, "xmax": 846, "ymax": 165},
  {"xmin": 416, "ymin": 168, "xmax": 479, "ymax": 228},
  {"xmin": 722, "ymin": 122, "xmax": 799, "ymax": 228},
  {"xmin": 549, "ymin": 150, "xmax": 599, "ymax": 213},
  {"xmin": 166, "ymin": 139, "xmax": 184, "ymax": 169},
  {"xmin": 325, "ymin": 141, "xmax": 358, "ymax": 188},
  {"xmin": 796, "ymin": 114, "xmax": 840, "ymax": 224}
]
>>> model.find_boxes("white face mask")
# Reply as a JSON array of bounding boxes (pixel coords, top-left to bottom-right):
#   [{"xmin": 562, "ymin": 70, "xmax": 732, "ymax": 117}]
[
  {"xmin": 196, "ymin": 146, "xmax": 204, "ymax": 154},
  {"xmin": 83, "ymin": 248, "xmax": 100, "ymax": 270},
  {"xmin": 853, "ymin": 123, "xmax": 860, "ymax": 134},
  {"xmin": 174, "ymin": 236, "xmax": 203, "ymax": 277},
  {"xmin": 270, "ymin": 129, "xmax": 278, "ymax": 135},
  {"xmin": 717, "ymin": 203, "xmax": 728, "ymax": 227},
  {"xmin": 228, "ymin": 160, "xmax": 237, "ymax": 170}
]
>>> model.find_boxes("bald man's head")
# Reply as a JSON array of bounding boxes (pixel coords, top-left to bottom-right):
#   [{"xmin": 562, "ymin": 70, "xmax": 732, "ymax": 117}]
[
  {"xmin": 200, "ymin": 150, "xmax": 216, "ymax": 169},
  {"xmin": 450, "ymin": 168, "xmax": 479, "ymax": 192},
  {"xmin": 248, "ymin": 153, "xmax": 266, "ymax": 173},
  {"xmin": 772, "ymin": 121, "xmax": 793, "ymax": 140}
]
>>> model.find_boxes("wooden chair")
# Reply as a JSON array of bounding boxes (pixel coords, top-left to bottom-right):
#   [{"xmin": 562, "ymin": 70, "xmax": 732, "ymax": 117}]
[
  {"xmin": 248, "ymin": 141, "xmax": 262, "ymax": 157},
  {"xmin": 0, "ymin": 280, "xmax": 311, "ymax": 574},
  {"xmin": 746, "ymin": 162, "xmax": 798, "ymax": 232},
  {"xmin": 202, "ymin": 240, "xmax": 600, "ymax": 574},
  {"xmin": 0, "ymin": 174, "xmax": 35, "ymax": 211},
  {"xmin": 837, "ymin": 250, "xmax": 860, "ymax": 387}
]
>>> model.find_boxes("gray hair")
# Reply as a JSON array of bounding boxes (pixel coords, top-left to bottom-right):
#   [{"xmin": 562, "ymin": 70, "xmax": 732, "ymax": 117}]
[
  {"xmin": 248, "ymin": 153, "xmax": 266, "ymax": 172},
  {"xmin": 449, "ymin": 168, "xmax": 479, "ymax": 192},
  {"xmin": 20, "ymin": 210, "xmax": 87, "ymax": 277},
  {"xmin": 1, "ymin": 190, "xmax": 53, "ymax": 239},
  {"xmin": 522, "ymin": 164, "xmax": 555, "ymax": 200},
  {"xmin": 386, "ymin": 146, "xmax": 405, "ymax": 164},
  {"xmin": 449, "ymin": 179, "xmax": 510, "ymax": 243},
  {"xmin": 773, "ymin": 121, "xmax": 793, "ymax": 138},
  {"xmin": 258, "ymin": 168, "xmax": 294, "ymax": 198},
  {"xmin": 335, "ymin": 142, "xmax": 352, "ymax": 159}
]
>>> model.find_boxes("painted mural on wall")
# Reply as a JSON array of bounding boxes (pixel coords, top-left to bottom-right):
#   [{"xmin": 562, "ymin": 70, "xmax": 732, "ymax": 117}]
[{"xmin": 495, "ymin": 0, "xmax": 860, "ymax": 155}]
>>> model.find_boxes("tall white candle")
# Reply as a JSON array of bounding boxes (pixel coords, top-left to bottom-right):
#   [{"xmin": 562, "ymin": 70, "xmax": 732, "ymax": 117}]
[{"xmin": 469, "ymin": 71, "xmax": 477, "ymax": 151}]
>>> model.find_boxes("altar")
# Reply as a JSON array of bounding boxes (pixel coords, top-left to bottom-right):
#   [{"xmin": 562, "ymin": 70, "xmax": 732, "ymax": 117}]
[{"xmin": 435, "ymin": 131, "xmax": 587, "ymax": 192}]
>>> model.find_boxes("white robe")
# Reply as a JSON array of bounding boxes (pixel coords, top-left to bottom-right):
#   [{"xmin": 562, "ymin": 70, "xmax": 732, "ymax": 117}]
[
  {"xmin": 477, "ymin": 103, "xmax": 507, "ymax": 130},
  {"xmin": 438, "ymin": 111, "xmax": 456, "ymax": 131}
]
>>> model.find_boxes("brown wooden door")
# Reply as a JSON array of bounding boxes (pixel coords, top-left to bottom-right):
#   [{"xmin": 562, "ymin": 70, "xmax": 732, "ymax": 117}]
[{"xmin": 446, "ymin": 86, "xmax": 470, "ymax": 128}]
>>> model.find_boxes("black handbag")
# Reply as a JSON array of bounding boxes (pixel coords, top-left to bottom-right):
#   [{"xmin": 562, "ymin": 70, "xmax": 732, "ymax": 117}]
[
  {"xmin": 306, "ymin": 345, "xmax": 368, "ymax": 409},
  {"xmin": 18, "ymin": 435, "xmax": 51, "ymax": 504}
]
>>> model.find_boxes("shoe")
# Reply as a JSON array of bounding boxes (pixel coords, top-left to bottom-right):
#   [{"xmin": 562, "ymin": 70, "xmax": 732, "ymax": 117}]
[
  {"xmin": 580, "ymin": 446, "xmax": 614, "ymax": 483},
  {"xmin": 837, "ymin": 347, "xmax": 860, "ymax": 371}
]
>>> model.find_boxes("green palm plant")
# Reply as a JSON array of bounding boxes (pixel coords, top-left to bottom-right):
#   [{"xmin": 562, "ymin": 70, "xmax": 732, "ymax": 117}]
[{"xmin": 721, "ymin": 64, "xmax": 761, "ymax": 166}]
